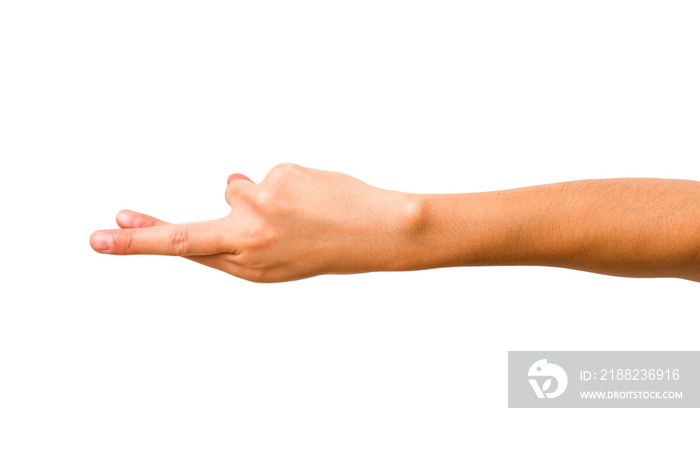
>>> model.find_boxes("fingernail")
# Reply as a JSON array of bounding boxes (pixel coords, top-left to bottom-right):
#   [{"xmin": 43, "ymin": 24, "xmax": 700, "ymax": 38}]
[
  {"xmin": 91, "ymin": 231, "xmax": 114, "ymax": 252},
  {"xmin": 117, "ymin": 210, "xmax": 137, "ymax": 227},
  {"xmin": 227, "ymin": 173, "xmax": 252, "ymax": 185}
]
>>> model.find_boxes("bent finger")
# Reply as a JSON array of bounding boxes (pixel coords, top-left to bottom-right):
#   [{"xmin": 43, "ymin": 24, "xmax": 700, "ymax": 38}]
[
  {"xmin": 225, "ymin": 173, "xmax": 256, "ymax": 207},
  {"xmin": 227, "ymin": 173, "xmax": 254, "ymax": 185}
]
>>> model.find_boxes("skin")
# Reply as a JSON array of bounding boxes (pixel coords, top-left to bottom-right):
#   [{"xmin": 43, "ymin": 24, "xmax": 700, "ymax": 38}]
[{"xmin": 90, "ymin": 163, "xmax": 700, "ymax": 283}]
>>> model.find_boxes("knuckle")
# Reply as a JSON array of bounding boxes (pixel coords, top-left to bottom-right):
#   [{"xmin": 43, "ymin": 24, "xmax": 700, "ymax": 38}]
[
  {"xmin": 272, "ymin": 162, "xmax": 299, "ymax": 173},
  {"xmin": 267, "ymin": 163, "xmax": 303, "ymax": 182},
  {"xmin": 252, "ymin": 186, "xmax": 276, "ymax": 208},
  {"xmin": 242, "ymin": 186, "xmax": 287, "ymax": 217},
  {"xmin": 120, "ymin": 232, "xmax": 134, "ymax": 254},
  {"xmin": 168, "ymin": 228, "xmax": 191, "ymax": 255}
]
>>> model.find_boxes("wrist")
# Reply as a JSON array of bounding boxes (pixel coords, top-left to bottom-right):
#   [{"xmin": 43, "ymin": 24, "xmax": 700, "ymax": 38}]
[
  {"xmin": 330, "ymin": 190, "xmax": 428, "ymax": 274},
  {"xmin": 392, "ymin": 191, "xmax": 524, "ymax": 271},
  {"xmin": 376, "ymin": 191, "xmax": 431, "ymax": 271}
]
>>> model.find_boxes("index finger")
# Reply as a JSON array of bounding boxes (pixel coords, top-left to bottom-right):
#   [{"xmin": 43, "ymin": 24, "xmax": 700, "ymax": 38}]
[{"xmin": 90, "ymin": 219, "xmax": 234, "ymax": 256}]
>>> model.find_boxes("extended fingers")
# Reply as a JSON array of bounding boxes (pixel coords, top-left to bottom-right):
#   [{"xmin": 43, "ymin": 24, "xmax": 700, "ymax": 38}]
[
  {"xmin": 110, "ymin": 210, "xmax": 244, "ymax": 274},
  {"xmin": 116, "ymin": 209, "xmax": 168, "ymax": 229},
  {"xmin": 90, "ymin": 218, "xmax": 233, "ymax": 256},
  {"xmin": 90, "ymin": 170, "xmax": 256, "ymax": 275}
]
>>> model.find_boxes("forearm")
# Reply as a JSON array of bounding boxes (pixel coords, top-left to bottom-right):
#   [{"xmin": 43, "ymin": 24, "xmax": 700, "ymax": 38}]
[{"xmin": 396, "ymin": 178, "xmax": 700, "ymax": 280}]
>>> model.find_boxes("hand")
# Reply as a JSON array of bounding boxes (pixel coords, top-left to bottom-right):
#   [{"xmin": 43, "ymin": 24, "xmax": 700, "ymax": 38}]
[{"xmin": 90, "ymin": 163, "xmax": 421, "ymax": 282}]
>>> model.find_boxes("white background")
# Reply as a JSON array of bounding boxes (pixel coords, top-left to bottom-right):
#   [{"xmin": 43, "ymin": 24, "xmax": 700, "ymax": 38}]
[{"xmin": 1, "ymin": 1, "xmax": 699, "ymax": 464}]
